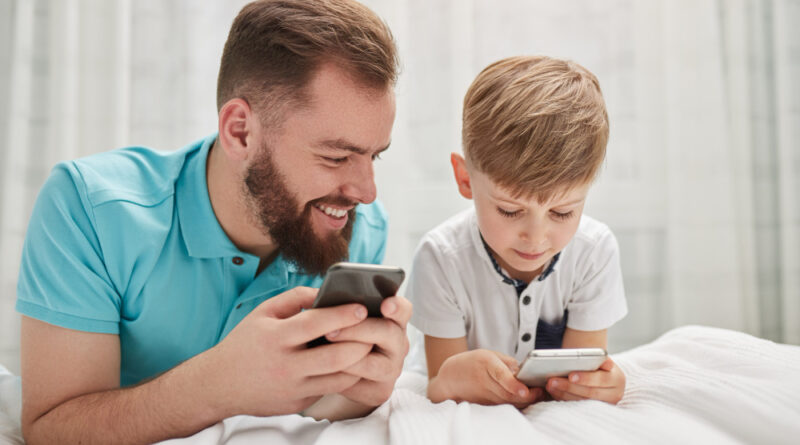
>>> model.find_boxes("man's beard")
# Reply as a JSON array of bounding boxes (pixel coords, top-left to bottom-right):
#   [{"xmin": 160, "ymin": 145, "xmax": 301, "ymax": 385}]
[{"xmin": 243, "ymin": 143, "xmax": 356, "ymax": 276}]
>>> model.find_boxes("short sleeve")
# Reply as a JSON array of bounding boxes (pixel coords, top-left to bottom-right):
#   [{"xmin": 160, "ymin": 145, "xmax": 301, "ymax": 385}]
[
  {"xmin": 566, "ymin": 229, "xmax": 627, "ymax": 331},
  {"xmin": 16, "ymin": 163, "xmax": 121, "ymax": 333},
  {"xmin": 407, "ymin": 236, "xmax": 467, "ymax": 338}
]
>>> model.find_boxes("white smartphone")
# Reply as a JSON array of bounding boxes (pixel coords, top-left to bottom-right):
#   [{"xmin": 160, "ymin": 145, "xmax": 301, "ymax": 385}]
[
  {"xmin": 308, "ymin": 262, "xmax": 405, "ymax": 347},
  {"xmin": 515, "ymin": 348, "xmax": 607, "ymax": 387}
]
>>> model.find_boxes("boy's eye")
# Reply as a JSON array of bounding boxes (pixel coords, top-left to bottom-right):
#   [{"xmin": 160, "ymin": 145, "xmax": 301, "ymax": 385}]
[
  {"xmin": 497, "ymin": 207, "xmax": 522, "ymax": 218},
  {"xmin": 551, "ymin": 210, "xmax": 573, "ymax": 221}
]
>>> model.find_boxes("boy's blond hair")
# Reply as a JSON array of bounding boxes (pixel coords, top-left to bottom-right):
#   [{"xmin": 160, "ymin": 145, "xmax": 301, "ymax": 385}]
[{"xmin": 462, "ymin": 55, "xmax": 609, "ymax": 202}]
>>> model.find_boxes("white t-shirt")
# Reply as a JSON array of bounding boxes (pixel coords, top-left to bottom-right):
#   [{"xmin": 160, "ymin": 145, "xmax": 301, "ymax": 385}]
[{"xmin": 406, "ymin": 207, "xmax": 627, "ymax": 367}]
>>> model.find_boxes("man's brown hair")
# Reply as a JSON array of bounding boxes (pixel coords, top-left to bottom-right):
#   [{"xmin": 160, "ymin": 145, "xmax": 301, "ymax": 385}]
[
  {"xmin": 462, "ymin": 55, "xmax": 609, "ymax": 201},
  {"xmin": 217, "ymin": 0, "xmax": 398, "ymax": 126}
]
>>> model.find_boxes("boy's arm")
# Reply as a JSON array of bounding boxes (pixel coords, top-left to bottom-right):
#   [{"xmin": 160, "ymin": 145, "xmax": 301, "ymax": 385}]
[
  {"xmin": 424, "ymin": 335, "xmax": 541, "ymax": 407},
  {"xmin": 546, "ymin": 328, "xmax": 626, "ymax": 404}
]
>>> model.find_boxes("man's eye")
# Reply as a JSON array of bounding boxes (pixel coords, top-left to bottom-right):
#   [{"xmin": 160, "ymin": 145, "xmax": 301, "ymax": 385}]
[
  {"xmin": 323, "ymin": 156, "xmax": 348, "ymax": 165},
  {"xmin": 497, "ymin": 207, "xmax": 521, "ymax": 218},
  {"xmin": 371, "ymin": 152, "xmax": 382, "ymax": 161}
]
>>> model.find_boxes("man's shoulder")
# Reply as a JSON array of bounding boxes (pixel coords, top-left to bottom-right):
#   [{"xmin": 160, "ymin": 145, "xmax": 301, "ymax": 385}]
[{"xmin": 67, "ymin": 141, "xmax": 198, "ymax": 208}]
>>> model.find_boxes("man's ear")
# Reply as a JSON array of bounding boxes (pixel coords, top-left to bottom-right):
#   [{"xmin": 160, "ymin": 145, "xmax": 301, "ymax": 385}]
[
  {"xmin": 450, "ymin": 152, "xmax": 473, "ymax": 199},
  {"xmin": 217, "ymin": 98, "xmax": 255, "ymax": 161}
]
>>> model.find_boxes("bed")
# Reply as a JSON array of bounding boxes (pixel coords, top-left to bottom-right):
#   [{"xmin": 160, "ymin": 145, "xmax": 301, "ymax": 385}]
[{"xmin": 2, "ymin": 325, "xmax": 799, "ymax": 444}]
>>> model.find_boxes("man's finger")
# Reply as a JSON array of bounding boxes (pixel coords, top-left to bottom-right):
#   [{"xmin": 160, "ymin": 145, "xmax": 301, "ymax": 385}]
[
  {"xmin": 260, "ymin": 287, "xmax": 318, "ymax": 319},
  {"xmin": 380, "ymin": 296, "xmax": 412, "ymax": 327},
  {"xmin": 283, "ymin": 303, "xmax": 368, "ymax": 344},
  {"xmin": 295, "ymin": 341, "xmax": 372, "ymax": 376}
]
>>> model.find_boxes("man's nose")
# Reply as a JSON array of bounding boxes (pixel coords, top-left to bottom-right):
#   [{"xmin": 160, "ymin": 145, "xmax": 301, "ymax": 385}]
[{"xmin": 341, "ymin": 157, "xmax": 377, "ymax": 204}]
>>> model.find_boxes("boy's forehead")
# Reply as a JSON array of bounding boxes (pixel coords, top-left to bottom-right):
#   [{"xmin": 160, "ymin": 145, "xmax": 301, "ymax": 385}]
[{"xmin": 487, "ymin": 175, "xmax": 589, "ymax": 205}]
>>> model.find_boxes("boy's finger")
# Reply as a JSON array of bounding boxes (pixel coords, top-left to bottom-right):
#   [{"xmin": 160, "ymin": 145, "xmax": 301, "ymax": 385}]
[
  {"xmin": 489, "ymin": 358, "xmax": 530, "ymax": 399},
  {"xmin": 598, "ymin": 357, "xmax": 616, "ymax": 371},
  {"xmin": 567, "ymin": 368, "xmax": 613, "ymax": 388},
  {"xmin": 493, "ymin": 351, "xmax": 521, "ymax": 375}
]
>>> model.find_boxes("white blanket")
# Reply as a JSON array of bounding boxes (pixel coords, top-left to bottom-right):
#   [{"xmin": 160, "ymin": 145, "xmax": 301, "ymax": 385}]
[{"xmin": 2, "ymin": 326, "xmax": 799, "ymax": 444}]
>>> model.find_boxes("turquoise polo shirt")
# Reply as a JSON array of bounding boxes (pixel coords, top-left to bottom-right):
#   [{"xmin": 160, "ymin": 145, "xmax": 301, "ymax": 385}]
[{"xmin": 16, "ymin": 134, "xmax": 388, "ymax": 386}]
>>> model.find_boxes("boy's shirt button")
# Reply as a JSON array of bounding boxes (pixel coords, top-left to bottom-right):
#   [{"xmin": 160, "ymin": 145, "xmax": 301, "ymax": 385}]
[
  {"xmin": 522, "ymin": 296, "xmax": 531, "ymax": 305},
  {"xmin": 521, "ymin": 333, "xmax": 532, "ymax": 342}
]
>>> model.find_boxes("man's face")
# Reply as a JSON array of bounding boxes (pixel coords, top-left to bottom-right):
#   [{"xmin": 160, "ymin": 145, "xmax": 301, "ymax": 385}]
[
  {"xmin": 243, "ymin": 64, "xmax": 396, "ymax": 275},
  {"xmin": 468, "ymin": 168, "xmax": 589, "ymax": 282}
]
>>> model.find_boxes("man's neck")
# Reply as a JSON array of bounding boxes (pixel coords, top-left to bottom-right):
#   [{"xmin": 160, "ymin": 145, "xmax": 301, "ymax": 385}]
[{"xmin": 206, "ymin": 139, "xmax": 278, "ymax": 259}]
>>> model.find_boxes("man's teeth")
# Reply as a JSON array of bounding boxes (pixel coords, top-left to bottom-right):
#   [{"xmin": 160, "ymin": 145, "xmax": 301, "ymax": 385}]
[{"xmin": 317, "ymin": 204, "xmax": 348, "ymax": 218}]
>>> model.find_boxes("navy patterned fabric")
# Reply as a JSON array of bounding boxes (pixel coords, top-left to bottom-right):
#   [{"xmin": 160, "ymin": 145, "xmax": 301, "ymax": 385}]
[{"xmin": 479, "ymin": 233, "xmax": 567, "ymax": 348}]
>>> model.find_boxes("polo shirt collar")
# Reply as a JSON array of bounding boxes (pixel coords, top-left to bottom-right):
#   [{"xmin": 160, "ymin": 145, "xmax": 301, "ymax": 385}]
[{"xmin": 176, "ymin": 134, "xmax": 245, "ymax": 259}]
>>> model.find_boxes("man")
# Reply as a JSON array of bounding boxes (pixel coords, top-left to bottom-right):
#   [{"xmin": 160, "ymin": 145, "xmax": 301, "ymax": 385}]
[{"xmin": 15, "ymin": 1, "xmax": 411, "ymax": 443}]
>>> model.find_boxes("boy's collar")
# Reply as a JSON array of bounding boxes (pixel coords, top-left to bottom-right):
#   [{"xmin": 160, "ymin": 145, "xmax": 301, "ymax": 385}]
[{"xmin": 478, "ymin": 232, "xmax": 560, "ymax": 289}]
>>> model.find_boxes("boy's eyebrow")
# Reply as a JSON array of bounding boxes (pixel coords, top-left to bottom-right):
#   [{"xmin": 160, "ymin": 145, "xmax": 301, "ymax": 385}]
[
  {"xmin": 552, "ymin": 197, "xmax": 586, "ymax": 207},
  {"xmin": 318, "ymin": 138, "xmax": 391, "ymax": 156},
  {"xmin": 491, "ymin": 193, "xmax": 586, "ymax": 207}
]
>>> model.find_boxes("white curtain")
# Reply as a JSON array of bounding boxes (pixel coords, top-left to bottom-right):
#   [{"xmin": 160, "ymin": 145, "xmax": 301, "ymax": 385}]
[{"xmin": 1, "ymin": 0, "xmax": 798, "ymax": 375}]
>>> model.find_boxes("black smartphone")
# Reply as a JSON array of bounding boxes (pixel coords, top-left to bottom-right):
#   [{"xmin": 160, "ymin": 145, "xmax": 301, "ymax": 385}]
[{"xmin": 307, "ymin": 262, "xmax": 405, "ymax": 347}]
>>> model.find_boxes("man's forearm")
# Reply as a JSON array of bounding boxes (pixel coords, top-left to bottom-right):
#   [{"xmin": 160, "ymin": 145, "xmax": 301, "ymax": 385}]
[
  {"xmin": 24, "ymin": 352, "xmax": 227, "ymax": 445},
  {"xmin": 302, "ymin": 393, "xmax": 374, "ymax": 421}
]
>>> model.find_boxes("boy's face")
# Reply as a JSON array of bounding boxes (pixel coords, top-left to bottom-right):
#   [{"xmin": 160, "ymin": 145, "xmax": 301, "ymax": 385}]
[{"xmin": 451, "ymin": 153, "xmax": 589, "ymax": 283}]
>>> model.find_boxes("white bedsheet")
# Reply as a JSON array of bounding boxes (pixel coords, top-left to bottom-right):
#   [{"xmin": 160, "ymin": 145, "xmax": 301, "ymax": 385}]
[{"xmin": 2, "ymin": 326, "xmax": 799, "ymax": 444}]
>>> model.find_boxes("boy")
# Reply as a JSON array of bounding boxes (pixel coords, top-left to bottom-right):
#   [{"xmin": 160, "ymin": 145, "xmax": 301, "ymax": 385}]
[{"xmin": 407, "ymin": 55, "xmax": 627, "ymax": 408}]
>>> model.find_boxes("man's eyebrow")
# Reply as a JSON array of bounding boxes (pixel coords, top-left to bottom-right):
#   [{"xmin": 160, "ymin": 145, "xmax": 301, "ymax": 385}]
[{"xmin": 318, "ymin": 139, "xmax": 391, "ymax": 156}]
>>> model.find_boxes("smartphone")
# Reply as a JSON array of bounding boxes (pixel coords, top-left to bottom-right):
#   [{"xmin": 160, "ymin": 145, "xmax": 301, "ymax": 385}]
[
  {"xmin": 308, "ymin": 262, "xmax": 405, "ymax": 346},
  {"xmin": 515, "ymin": 348, "xmax": 607, "ymax": 387}
]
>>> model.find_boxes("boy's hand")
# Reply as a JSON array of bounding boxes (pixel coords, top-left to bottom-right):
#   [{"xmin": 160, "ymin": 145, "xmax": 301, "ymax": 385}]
[
  {"xmin": 545, "ymin": 357, "xmax": 625, "ymax": 404},
  {"xmin": 428, "ymin": 349, "xmax": 543, "ymax": 409}
]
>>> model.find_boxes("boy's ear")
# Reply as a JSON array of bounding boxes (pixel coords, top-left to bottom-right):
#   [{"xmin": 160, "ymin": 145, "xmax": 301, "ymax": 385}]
[
  {"xmin": 217, "ymin": 98, "xmax": 255, "ymax": 161},
  {"xmin": 450, "ymin": 153, "xmax": 473, "ymax": 199}
]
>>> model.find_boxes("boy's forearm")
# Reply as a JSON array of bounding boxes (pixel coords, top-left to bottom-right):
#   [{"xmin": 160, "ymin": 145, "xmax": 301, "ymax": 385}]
[
  {"xmin": 24, "ymin": 351, "xmax": 227, "ymax": 445},
  {"xmin": 426, "ymin": 376, "xmax": 455, "ymax": 403}
]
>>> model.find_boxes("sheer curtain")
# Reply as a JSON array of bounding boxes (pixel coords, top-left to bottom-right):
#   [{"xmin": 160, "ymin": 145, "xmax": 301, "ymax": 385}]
[{"xmin": 1, "ymin": 0, "xmax": 797, "ymax": 375}]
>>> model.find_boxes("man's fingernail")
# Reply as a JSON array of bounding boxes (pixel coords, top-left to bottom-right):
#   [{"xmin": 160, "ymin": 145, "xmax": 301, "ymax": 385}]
[
  {"xmin": 570, "ymin": 374, "xmax": 579, "ymax": 383},
  {"xmin": 355, "ymin": 306, "xmax": 367, "ymax": 319},
  {"xmin": 384, "ymin": 300, "xmax": 397, "ymax": 314},
  {"xmin": 328, "ymin": 330, "xmax": 340, "ymax": 338}
]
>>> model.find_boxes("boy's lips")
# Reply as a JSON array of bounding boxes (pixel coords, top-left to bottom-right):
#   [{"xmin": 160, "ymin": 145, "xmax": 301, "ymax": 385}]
[{"xmin": 514, "ymin": 249, "xmax": 546, "ymax": 261}]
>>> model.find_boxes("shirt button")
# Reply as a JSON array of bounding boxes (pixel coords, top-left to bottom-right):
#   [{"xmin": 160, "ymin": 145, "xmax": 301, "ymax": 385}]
[
  {"xmin": 522, "ymin": 296, "xmax": 531, "ymax": 305},
  {"xmin": 521, "ymin": 333, "xmax": 532, "ymax": 342},
  {"xmin": 232, "ymin": 256, "xmax": 244, "ymax": 265},
  {"xmin": 236, "ymin": 303, "xmax": 243, "ymax": 309}
]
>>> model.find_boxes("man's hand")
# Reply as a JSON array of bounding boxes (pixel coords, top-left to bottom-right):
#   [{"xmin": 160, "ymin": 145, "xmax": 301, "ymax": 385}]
[
  {"xmin": 300, "ymin": 295, "xmax": 412, "ymax": 421},
  {"xmin": 427, "ymin": 349, "xmax": 543, "ymax": 409},
  {"xmin": 204, "ymin": 286, "xmax": 377, "ymax": 417},
  {"xmin": 545, "ymin": 357, "xmax": 626, "ymax": 404}
]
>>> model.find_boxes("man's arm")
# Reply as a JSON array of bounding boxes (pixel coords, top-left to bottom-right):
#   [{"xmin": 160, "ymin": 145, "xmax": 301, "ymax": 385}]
[
  {"xmin": 20, "ymin": 316, "xmax": 226, "ymax": 444},
  {"xmin": 21, "ymin": 287, "xmax": 374, "ymax": 444}
]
